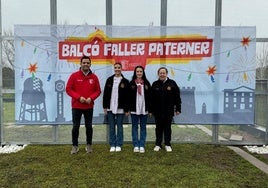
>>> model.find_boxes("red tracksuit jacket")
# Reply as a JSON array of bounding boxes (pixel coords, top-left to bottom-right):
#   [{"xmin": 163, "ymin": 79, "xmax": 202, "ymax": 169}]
[{"xmin": 66, "ymin": 69, "xmax": 101, "ymax": 109}]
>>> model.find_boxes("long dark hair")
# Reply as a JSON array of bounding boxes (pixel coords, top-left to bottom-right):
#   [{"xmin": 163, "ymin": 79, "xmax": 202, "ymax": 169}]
[{"xmin": 131, "ymin": 65, "xmax": 148, "ymax": 81}]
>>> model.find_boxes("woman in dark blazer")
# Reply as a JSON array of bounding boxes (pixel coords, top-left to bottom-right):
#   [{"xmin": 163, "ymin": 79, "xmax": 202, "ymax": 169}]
[
  {"xmin": 129, "ymin": 65, "xmax": 152, "ymax": 153},
  {"xmin": 103, "ymin": 62, "xmax": 129, "ymax": 152},
  {"xmin": 151, "ymin": 67, "xmax": 181, "ymax": 152}
]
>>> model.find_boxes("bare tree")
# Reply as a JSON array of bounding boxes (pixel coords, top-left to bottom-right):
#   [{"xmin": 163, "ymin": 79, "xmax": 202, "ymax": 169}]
[
  {"xmin": 1, "ymin": 29, "xmax": 15, "ymax": 88},
  {"xmin": 256, "ymin": 43, "xmax": 268, "ymax": 79},
  {"xmin": 2, "ymin": 29, "xmax": 14, "ymax": 69}
]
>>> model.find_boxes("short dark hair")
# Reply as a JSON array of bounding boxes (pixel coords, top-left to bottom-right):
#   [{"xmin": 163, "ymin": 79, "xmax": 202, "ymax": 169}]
[
  {"xmin": 80, "ymin": 55, "xmax": 91, "ymax": 63},
  {"xmin": 158, "ymin": 67, "xmax": 168, "ymax": 74}
]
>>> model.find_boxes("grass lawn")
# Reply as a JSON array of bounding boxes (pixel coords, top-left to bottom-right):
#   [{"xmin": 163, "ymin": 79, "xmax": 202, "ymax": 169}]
[{"xmin": 0, "ymin": 144, "xmax": 268, "ymax": 187}]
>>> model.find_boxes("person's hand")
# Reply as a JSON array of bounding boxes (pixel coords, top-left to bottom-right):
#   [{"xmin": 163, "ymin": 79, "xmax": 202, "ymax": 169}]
[
  {"xmin": 79, "ymin": 96, "xmax": 86, "ymax": 103},
  {"xmin": 104, "ymin": 108, "xmax": 107, "ymax": 115},
  {"xmin": 125, "ymin": 112, "xmax": 130, "ymax": 116},
  {"xmin": 175, "ymin": 111, "xmax": 180, "ymax": 116},
  {"xmin": 85, "ymin": 97, "xmax": 91, "ymax": 104},
  {"xmin": 149, "ymin": 113, "xmax": 152, "ymax": 118}
]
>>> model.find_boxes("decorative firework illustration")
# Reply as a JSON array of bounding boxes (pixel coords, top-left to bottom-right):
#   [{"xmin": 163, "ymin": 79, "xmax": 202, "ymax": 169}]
[
  {"xmin": 240, "ymin": 36, "xmax": 251, "ymax": 50},
  {"xmin": 27, "ymin": 63, "xmax": 38, "ymax": 78},
  {"xmin": 228, "ymin": 54, "xmax": 255, "ymax": 84},
  {"xmin": 18, "ymin": 25, "xmax": 93, "ymax": 75},
  {"xmin": 225, "ymin": 36, "xmax": 255, "ymax": 84},
  {"xmin": 206, "ymin": 65, "xmax": 216, "ymax": 83}
]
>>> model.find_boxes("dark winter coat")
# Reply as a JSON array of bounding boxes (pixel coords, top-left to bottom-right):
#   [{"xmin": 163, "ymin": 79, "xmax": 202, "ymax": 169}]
[
  {"xmin": 102, "ymin": 74, "xmax": 129, "ymax": 112},
  {"xmin": 151, "ymin": 78, "xmax": 181, "ymax": 118}
]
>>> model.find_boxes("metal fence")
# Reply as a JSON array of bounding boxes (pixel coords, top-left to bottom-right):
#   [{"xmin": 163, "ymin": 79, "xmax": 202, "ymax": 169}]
[
  {"xmin": 1, "ymin": 79, "xmax": 267, "ymax": 145},
  {"xmin": 0, "ymin": 0, "xmax": 268, "ymax": 146}
]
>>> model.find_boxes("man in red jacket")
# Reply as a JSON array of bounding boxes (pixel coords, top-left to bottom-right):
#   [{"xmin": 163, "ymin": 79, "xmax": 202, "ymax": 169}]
[{"xmin": 66, "ymin": 55, "xmax": 101, "ymax": 154}]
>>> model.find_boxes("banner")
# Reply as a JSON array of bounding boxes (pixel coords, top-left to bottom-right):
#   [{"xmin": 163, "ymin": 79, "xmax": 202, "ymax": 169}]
[{"xmin": 14, "ymin": 25, "xmax": 256, "ymax": 125}]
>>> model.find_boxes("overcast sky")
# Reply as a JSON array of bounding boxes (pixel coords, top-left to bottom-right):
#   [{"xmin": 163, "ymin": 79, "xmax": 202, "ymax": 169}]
[{"xmin": 1, "ymin": 0, "xmax": 268, "ymax": 38}]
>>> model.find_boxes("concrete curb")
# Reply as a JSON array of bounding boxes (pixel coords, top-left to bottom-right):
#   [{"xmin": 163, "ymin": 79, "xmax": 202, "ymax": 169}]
[
  {"xmin": 228, "ymin": 146, "xmax": 268, "ymax": 174},
  {"xmin": 195, "ymin": 125, "xmax": 268, "ymax": 174}
]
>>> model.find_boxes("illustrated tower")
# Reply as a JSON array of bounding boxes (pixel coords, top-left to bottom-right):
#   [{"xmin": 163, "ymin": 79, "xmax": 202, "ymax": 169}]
[
  {"xmin": 55, "ymin": 79, "xmax": 66, "ymax": 122},
  {"xmin": 19, "ymin": 77, "xmax": 48, "ymax": 122},
  {"xmin": 180, "ymin": 87, "xmax": 196, "ymax": 117}
]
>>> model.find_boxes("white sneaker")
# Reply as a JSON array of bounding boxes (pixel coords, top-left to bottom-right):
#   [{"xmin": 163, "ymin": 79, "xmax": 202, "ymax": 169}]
[
  {"xmin": 133, "ymin": 147, "xmax": 139, "ymax": 152},
  {"xmin": 139, "ymin": 147, "xmax": 145, "ymax": 153},
  {"xmin": 115, "ymin": 146, "xmax": 121, "ymax": 152},
  {"xmin": 110, "ymin": 147, "xmax": 116, "ymax": 152},
  {"xmin": 153, "ymin": 146, "xmax": 161, "ymax": 151},
  {"xmin": 165, "ymin": 146, "xmax": 172, "ymax": 152}
]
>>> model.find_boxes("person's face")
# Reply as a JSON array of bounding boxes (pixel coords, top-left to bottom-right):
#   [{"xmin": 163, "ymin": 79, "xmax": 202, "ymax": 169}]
[
  {"xmin": 114, "ymin": 64, "xmax": 122, "ymax": 76},
  {"xmin": 80, "ymin": 58, "xmax": 91, "ymax": 72},
  {"xmin": 158, "ymin": 68, "xmax": 167, "ymax": 81},
  {"xmin": 136, "ymin": 68, "xmax": 143, "ymax": 79}
]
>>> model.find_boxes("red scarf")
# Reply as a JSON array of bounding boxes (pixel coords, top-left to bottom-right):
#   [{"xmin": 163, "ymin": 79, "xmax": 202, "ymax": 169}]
[{"xmin": 135, "ymin": 79, "xmax": 144, "ymax": 95}]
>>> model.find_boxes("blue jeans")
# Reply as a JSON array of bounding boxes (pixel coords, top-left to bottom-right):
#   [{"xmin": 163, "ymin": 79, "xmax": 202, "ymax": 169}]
[
  {"xmin": 107, "ymin": 111, "xmax": 124, "ymax": 147},
  {"xmin": 131, "ymin": 114, "xmax": 148, "ymax": 148}
]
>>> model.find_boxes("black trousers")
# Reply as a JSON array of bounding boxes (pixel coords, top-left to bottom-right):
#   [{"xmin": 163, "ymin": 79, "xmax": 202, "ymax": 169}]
[
  {"xmin": 72, "ymin": 108, "xmax": 93, "ymax": 146},
  {"xmin": 154, "ymin": 115, "xmax": 173, "ymax": 147}
]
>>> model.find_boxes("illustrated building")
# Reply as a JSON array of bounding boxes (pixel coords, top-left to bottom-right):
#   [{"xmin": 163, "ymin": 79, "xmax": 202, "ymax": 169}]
[{"xmin": 223, "ymin": 86, "xmax": 254, "ymax": 113}]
